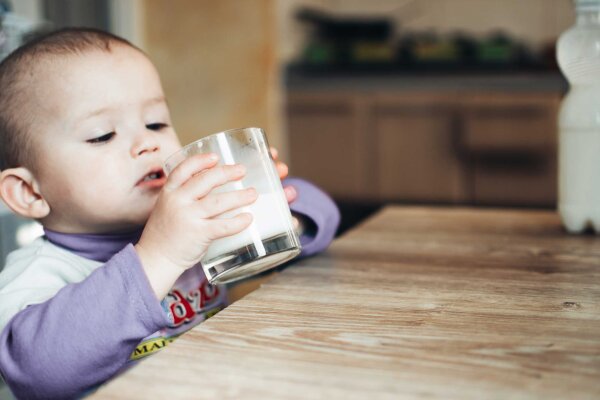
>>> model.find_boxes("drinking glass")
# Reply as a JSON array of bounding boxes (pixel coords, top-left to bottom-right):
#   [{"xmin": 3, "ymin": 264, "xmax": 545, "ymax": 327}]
[{"xmin": 164, "ymin": 127, "xmax": 301, "ymax": 284}]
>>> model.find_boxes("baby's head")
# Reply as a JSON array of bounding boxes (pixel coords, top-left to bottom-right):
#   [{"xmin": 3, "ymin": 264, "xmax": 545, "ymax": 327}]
[{"xmin": 0, "ymin": 28, "xmax": 181, "ymax": 233}]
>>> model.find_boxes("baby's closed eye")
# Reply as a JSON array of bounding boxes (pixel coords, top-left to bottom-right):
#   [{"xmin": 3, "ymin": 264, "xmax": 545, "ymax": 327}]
[
  {"xmin": 87, "ymin": 132, "xmax": 115, "ymax": 144},
  {"xmin": 146, "ymin": 123, "xmax": 169, "ymax": 131}
]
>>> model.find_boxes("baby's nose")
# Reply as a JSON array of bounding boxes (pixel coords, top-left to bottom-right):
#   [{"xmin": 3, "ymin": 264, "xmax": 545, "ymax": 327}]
[{"xmin": 132, "ymin": 135, "xmax": 160, "ymax": 157}]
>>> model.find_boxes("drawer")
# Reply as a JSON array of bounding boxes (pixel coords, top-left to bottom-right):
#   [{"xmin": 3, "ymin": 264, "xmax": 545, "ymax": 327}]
[
  {"xmin": 472, "ymin": 153, "xmax": 557, "ymax": 206},
  {"xmin": 462, "ymin": 106, "xmax": 556, "ymax": 153}
]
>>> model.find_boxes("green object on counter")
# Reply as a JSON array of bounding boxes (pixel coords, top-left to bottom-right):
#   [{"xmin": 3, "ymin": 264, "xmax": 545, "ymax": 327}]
[
  {"xmin": 477, "ymin": 43, "xmax": 517, "ymax": 63},
  {"xmin": 303, "ymin": 42, "xmax": 335, "ymax": 65}
]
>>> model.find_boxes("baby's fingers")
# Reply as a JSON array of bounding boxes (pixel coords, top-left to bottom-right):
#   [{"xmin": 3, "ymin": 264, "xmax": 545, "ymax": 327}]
[
  {"xmin": 164, "ymin": 153, "xmax": 218, "ymax": 191},
  {"xmin": 183, "ymin": 164, "xmax": 246, "ymax": 199},
  {"xmin": 197, "ymin": 188, "xmax": 257, "ymax": 218},
  {"xmin": 269, "ymin": 147, "xmax": 289, "ymax": 179},
  {"xmin": 206, "ymin": 213, "xmax": 253, "ymax": 240},
  {"xmin": 284, "ymin": 185, "xmax": 297, "ymax": 203},
  {"xmin": 275, "ymin": 161, "xmax": 288, "ymax": 180}
]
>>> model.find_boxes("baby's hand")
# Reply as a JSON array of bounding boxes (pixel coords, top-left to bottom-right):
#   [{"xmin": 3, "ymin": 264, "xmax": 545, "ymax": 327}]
[
  {"xmin": 135, "ymin": 153, "xmax": 257, "ymax": 299},
  {"xmin": 270, "ymin": 146, "xmax": 297, "ymax": 204}
]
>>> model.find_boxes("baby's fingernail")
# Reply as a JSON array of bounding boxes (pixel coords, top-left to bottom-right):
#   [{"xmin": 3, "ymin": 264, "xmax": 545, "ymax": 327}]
[{"xmin": 285, "ymin": 186, "xmax": 296, "ymax": 196}]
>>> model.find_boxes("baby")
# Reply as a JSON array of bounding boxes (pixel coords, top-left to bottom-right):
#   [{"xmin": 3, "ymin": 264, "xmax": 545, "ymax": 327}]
[{"xmin": 0, "ymin": 28, "xmax": 339, "ymax": 399}]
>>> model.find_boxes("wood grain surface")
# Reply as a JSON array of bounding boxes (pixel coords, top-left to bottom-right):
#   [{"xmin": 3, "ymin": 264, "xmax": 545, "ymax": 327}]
[{"xmin": 91, "ymin": 206, "xmax": 600, "ymax": 399}]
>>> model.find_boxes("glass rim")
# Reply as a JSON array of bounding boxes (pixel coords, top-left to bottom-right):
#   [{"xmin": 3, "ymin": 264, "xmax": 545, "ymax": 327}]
[{"xmin": 164, "ymin": 126, "xmax": 266, "ymax": 172}]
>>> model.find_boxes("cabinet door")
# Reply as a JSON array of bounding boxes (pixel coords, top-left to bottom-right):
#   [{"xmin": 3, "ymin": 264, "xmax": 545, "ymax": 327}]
[
  {"xmin": 373, "ymin": 95, "xmax": 468, "ymax": 203},
  {"xmin": 462, "ymin": 94, "xmax": 559, "ymax": 206},
  {"xmin": 287, "ymin": 93, "xmax": 368, "ymax": 200}
]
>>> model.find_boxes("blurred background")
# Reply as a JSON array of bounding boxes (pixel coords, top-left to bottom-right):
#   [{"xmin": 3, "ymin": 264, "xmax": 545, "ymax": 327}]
[
  {"xmin": 0, "ymin": 0, "xmax": 574, "ymax": 252},
  {"xmin": 0, "ymin": 1, "xmax": 578, "ymax": 395}
]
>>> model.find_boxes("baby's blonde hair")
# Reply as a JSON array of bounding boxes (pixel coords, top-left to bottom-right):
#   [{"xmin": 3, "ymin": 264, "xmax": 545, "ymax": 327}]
[{"xmin": 0, "ymin": 28, "xmax": 137, "ymax": 171}]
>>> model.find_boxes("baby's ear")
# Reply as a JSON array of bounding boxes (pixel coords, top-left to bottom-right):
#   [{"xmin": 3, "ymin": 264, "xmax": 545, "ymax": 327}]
[{"xmin": 0, "ymin": 167, "xmax": 50, "ymax": 219}]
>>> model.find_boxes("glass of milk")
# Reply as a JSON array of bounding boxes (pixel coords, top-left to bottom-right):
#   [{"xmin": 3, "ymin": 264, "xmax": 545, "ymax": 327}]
[{"xmin": 164, "ymin": 127, "xmax": 302, "ymax": 284}]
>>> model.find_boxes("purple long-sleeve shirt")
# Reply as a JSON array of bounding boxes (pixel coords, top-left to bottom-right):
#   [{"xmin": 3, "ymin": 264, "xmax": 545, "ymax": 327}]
[{"xmin": 0, "ymin": 178, "xmax": 340, "ymax": 399}]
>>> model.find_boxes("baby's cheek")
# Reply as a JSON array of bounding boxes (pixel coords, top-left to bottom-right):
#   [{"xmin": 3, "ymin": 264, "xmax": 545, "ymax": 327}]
[{"xmin": 163, "ymin": 134, "xmax": 183, "ymax": 155}]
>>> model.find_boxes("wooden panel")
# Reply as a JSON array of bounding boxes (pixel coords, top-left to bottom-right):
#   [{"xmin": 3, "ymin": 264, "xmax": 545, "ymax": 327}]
[
  {"xmin": 143, "ymin": 0, "xmax": 283, "ymax": 150},
  {"xmin": 472, "ymin": 156, "xmax": 557, "ymax": 206},
  {"xmin": 373, "ymin": 98, "xmax": 467, "ymax": 202},
  {"xmin": 462, "ymin": 93, "xmax": 560, "ymax": 207},
  {"xmin": 462, "ymin": 94, "xmax": 560, "ymax": 153},
  {"xmin": 285, "ymin": 90, "xmax": 560, "ymax": 206},
  {"xmin": 287, "ymin": 93, "xmax": 368, "ymax": 199}
]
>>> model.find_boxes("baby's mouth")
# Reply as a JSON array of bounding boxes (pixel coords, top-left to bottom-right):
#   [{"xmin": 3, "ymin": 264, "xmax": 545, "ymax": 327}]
[
  {"xmin": 143, "ymin": 171, "xmax": 163, "ymax": 181},
  {"xmin": 137, "ymin": 169, "xmax": 166, "ymax": 186}
]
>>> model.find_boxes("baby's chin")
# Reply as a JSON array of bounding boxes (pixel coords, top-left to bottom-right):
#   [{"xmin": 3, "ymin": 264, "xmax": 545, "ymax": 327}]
[
  {"xmin": 98, "ymin": 208, "xmax": 153, "ymax": 233},
  {"xmin": 125, "ymin": 210, "xmax": 153, "ymax": 228},
  {"xmin": 40, "ymin": 201, "xmax": 154, "ymax": 233},
  {"xmin": 77, "ymin": 199, "xmax": 157, "ymax": 233}
]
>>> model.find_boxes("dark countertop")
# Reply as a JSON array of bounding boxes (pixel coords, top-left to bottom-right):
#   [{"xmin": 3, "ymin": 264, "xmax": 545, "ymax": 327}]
[{"xmin": 285, "ymin": 68, "xmax": 568, "ymax": 93}]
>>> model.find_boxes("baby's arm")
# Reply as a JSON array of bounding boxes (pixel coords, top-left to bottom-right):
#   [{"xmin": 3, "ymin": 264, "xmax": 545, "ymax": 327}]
[
  {"xmin": 0, "ymin": 246, "xmax": 166, "ymax": 399},
  {"xmin": 0, "ymin": 153, "xmax": 257, "ymax": 398},
  {"xmin": 285, "ymin": 177, "xmax": 341, "ymax": 257}
]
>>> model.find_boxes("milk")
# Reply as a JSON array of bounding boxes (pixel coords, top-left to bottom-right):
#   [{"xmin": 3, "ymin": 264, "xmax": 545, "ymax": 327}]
[{"xmin": 203, "ymin": 191, "xmax": 293, "ymax": 261}]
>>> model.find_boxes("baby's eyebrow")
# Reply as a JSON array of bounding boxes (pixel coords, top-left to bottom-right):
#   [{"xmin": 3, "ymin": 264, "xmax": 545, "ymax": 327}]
[
  {"xmin": 76, "ymin": 95, "xmax": 167, "ymax": 123},
  {"xmin": 78, "ymin": 106, "xmax": 112, "ymax": 123},
  {"xmin": 145, "ymin": 95, "xmax": 167, "ymax": 107}
]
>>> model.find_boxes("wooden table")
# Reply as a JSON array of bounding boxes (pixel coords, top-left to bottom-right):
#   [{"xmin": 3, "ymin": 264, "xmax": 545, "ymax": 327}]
[{"xmin": 92, "ymin": 206, "xmax": 600, "ymax": 399}]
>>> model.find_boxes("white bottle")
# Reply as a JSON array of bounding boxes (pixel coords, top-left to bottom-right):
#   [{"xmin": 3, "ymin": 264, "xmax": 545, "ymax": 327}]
[{"xmin": 557, "ymin": 0, "xmax": 600, "ymax": 233}]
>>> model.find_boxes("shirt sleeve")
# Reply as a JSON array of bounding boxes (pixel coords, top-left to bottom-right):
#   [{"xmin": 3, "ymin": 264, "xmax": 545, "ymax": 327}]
[
  {"xmin": 284, "ymin": 177, "xmax": 341, "ymax": 257},
  {"xmin": 0, "ymin": 244, "xmax": 168, "ymax": 400}
]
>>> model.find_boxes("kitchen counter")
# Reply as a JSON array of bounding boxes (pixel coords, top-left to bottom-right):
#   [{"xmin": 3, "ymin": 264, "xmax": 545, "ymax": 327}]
[
  {"xmin": 91, "ymin": 206, "xmax": 600, "ymax": 399},
  {"xmin": 286, "ymin": 69, "xmax": 567, "ymax": 93}
]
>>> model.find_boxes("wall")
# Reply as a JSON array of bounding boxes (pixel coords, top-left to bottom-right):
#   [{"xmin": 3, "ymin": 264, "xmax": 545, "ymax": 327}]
[
  {"xmin": 142, "ymin": 0, "xmax": 284, "ymax": 153},
  {"xmin": 109, "ymin": 0, "xmax": 144, "ymax": 47},
  {"xmin": 277, "ymin": 0, "xmax": 576, "ymax": 63},
  {"xmin": 11, "ymin": 0, "xmax": 43, "ymax": 21}
]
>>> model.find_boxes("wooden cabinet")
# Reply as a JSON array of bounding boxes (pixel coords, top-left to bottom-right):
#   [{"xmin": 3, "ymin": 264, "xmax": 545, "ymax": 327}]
[
  {"xmin": 287, "ymin": 94, "xmax": 370, "ymax": 199},
  {"xmin": 287, "ymin": 89, "xmax": 561, "ymax": 207},
  {"xmin": 460, "ymin": 94, "xmax": 559, "ymax": 206},
  {"xmin": 372, "ymin": 94, "xmax": 468, "ymax": 203}
]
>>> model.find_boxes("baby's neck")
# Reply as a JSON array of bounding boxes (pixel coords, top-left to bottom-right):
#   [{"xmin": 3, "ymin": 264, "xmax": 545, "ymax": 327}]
[{"xmin": 44, "ymin": 227, "xmax": 144, "ymax": 263}]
